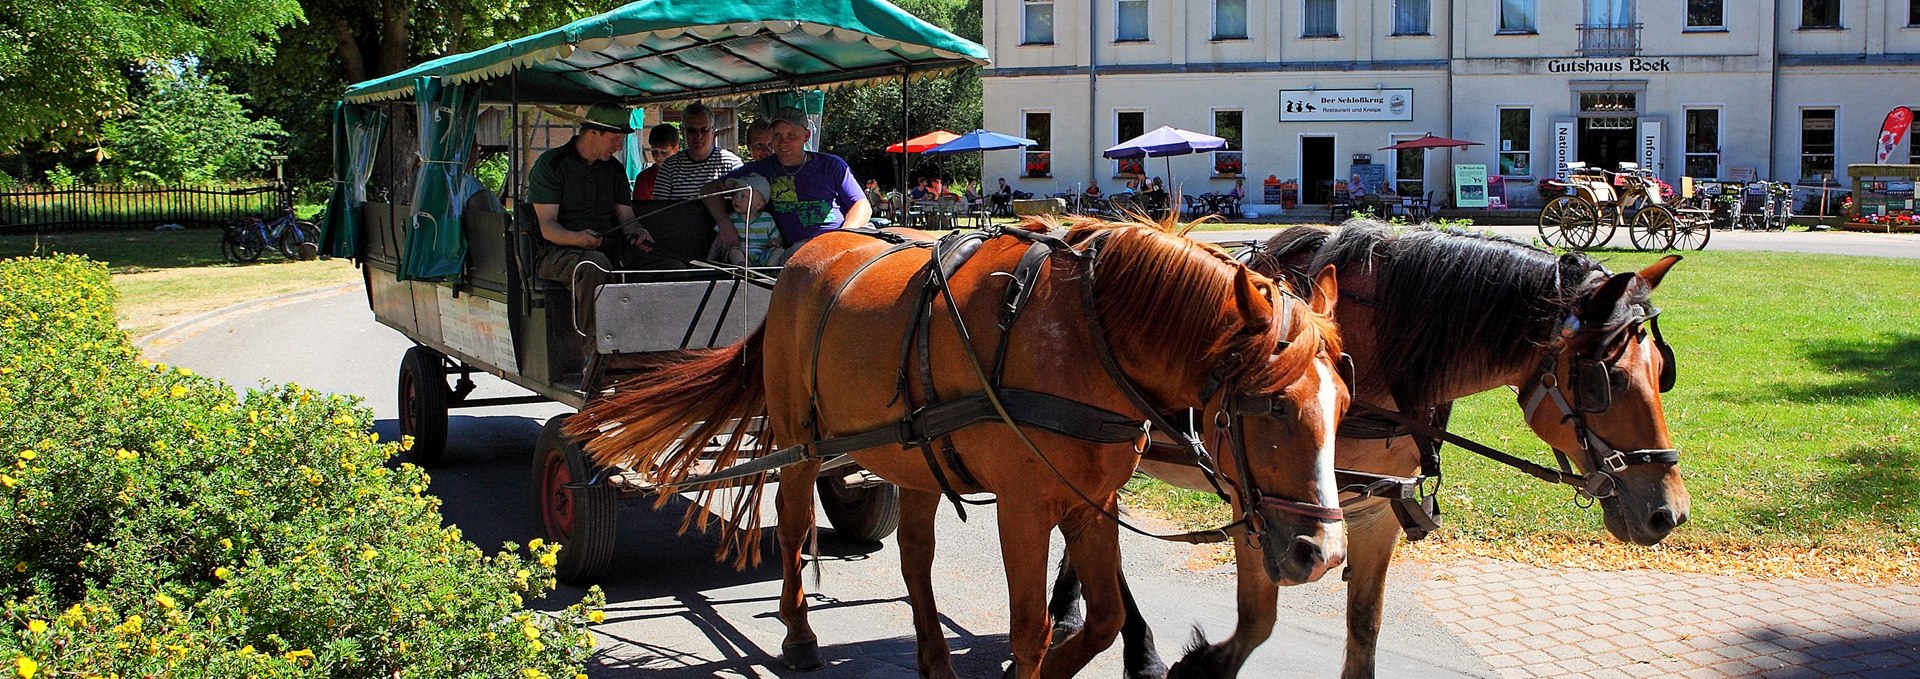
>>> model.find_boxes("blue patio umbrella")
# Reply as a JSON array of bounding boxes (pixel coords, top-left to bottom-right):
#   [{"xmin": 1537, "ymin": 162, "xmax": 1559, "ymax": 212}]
[
  {"xmin": 1103, "ymin": 126, "xmax": 1228, "ymax": 196},
  {"xmin": 922, "ymin": 129, "xmax": 1037, "ymax": 155}
]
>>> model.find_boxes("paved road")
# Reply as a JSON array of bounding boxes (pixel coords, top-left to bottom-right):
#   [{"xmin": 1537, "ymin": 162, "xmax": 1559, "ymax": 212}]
[
  {"xmin": 1196, "ymin": 225, "xmax": 1920, "ymax": 259},
  {"xmin": 148, "ymin": 287, "xmax": 1492, "ymax": 678}
]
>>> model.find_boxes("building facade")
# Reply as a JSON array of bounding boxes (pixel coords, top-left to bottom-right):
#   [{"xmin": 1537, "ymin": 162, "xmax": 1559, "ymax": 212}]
[{"xmin": 981, "ymin": 0, "xmax": 1920, "ymax": 207}]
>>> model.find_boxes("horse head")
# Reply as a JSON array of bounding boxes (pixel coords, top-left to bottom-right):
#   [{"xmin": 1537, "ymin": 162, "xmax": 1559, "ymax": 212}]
[{"xmin": 1523, "ymin": 254, "xmax": 1690, "ymax": 546}]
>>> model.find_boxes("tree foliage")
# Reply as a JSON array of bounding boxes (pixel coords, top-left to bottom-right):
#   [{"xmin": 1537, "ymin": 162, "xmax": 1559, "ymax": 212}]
[
  {"xmin": 820, "ymin": 0, "xmax": 983, "ymax": 191},
  {"xmin": 100, "ymin": 67, "xmax": 287, "ymax": 184},
  {"xmin": 0, "ymin": 0, "xmax": 302, "ymax": 152}
]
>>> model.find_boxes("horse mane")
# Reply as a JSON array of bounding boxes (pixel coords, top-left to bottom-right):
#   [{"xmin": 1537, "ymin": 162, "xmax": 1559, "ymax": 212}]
[
  {"xmin": 1050, "ymin": 215, "xmax": 1339, "ymax": 401},
  {"xmin": 1267, "ymin": 220, "xmax": 1613, "ymax": 410}
]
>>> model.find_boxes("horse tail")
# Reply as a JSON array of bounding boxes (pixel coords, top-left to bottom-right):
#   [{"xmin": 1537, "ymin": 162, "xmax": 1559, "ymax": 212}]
[{"xmin": 569, "ymin": 326, "xmax": 773, "ymax": 568}]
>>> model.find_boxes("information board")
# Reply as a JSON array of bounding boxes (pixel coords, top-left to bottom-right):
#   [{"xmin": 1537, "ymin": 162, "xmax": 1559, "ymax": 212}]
[{"xmin": 1454, "ymin": 164, "xmax": 1489, "ymax": 208}]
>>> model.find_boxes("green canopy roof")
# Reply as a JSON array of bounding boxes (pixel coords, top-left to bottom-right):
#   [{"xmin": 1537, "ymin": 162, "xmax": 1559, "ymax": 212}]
[{"xmin": 343, "ymin": 0, "xmax": 989, "ymax": 105}]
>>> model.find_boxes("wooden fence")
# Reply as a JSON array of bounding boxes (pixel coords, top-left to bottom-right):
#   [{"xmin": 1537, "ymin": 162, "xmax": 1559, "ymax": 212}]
[{"xmin": 0, "ymin": 184, "xmax": 292, "ymax": 232}]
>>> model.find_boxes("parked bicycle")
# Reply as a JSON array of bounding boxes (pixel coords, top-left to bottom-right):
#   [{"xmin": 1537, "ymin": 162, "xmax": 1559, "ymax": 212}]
[{"xmin": 222, "ymin": 207, "xmax": 317, "ymax": 263}]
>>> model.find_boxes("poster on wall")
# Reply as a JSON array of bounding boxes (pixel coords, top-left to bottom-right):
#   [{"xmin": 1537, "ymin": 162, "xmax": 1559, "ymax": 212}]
[
  {"xmin": 1553, "ymin": 120, "xmax": 1575, "ymax": 178},
  {"xmin": 1454, "ymin": 164, "xmax": 1489, "ymax": 208},
  {"xmin": 1487, "ymin": 175, "xmax": 1508, "ymax": 209}
]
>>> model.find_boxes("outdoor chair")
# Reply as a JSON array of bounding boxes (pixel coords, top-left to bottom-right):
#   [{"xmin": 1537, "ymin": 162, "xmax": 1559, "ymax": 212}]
[
  {"xmin": 1329, "ymin": 193, "xmax": 1354, "ymax": 222},
  {"xmin": 1181, "ymin": 194, "xmax": 1207, "ymax": 220}
]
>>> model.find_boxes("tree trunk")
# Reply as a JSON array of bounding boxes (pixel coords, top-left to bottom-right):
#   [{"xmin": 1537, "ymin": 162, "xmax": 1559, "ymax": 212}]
[
  {"xmin": 330, "ymin": 15, "xmax": 368, "ymax": 84},
  {"xmin": 377, "ymin": 0, "xmax": 412, "ymax": 77}
]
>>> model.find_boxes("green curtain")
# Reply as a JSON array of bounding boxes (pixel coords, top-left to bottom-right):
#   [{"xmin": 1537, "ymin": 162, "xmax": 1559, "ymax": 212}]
[
  {"xmin": 318, "ymin": 102, "xmax": 388, "ymax": 259},
  {"xmin": 400, "ymin": 76, "xmax": 480, "ymax": 281}
]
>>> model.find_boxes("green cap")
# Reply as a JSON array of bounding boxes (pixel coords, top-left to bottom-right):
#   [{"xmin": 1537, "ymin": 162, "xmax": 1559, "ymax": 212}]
[{"xmin": 581, "ymin": 103, "xmax": 633, "ymax": 134}]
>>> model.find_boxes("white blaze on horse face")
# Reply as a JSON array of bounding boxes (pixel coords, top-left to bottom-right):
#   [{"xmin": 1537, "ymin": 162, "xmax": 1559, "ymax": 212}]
[
  {"xmin": 1638, "ymin": 333, "xmax": 1656, "ymax": 384},
  {"xmin": 1312, "ymin": 359, "xmax": 1341, "ymax": 520}
]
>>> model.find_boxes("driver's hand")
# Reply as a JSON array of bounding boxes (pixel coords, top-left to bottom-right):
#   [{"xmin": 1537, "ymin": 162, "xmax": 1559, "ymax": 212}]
[
  {"xmin": 715, "ymin": 226, "xmax": 741, "ymax": 249},
  {"xmin": 576, "ymin": 231, "xmax": 603, "ymax": 249},
  {"xmin": 628, "ymin": 227, "xmax": 653, "ymax": 252}
]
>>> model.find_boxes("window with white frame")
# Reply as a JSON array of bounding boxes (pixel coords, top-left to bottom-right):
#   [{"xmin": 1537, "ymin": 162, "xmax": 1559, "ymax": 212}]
[
  {"xmin": 1685, "ymin": 109, "xmax": 1720, "ymax": 179},
  {"xmin": 1214, "ymin": 0, "xmax": 1249, "ymax": 39},
  {"xmin": 1801, "ymin": 109, "xmax": 1836, "ymax": 179},
  {"xmin": 1214, "ymin": 110, "xmax": 1244, "ymax": 176},
  {"xmin": 1498, "ymin": 108, "xmax": 1532, "ymax": 176},
  {"xmin": 1393, "ymin": 0, "xmax": 1430, "ymax": 35},
  {"xmin": 1500, "ymin": 0, "xmax": 1537, "ymax": 32},
  {"xmin": 1802, "ymin": 0, "xmax": 1839, "ymax": 28},
  {"xmin": 1022, "ymin": 0, "xmax": 1054, "ymax": 45},
  {"xmin": 1024, "ymin": 111, "xmax": 1052, "ymax": 178},
  {"xmin": 1114, "ymin": 111, "xmax": 1146, "ymax": 177},
  {"xmin": 1687, "ymin": 0, "xmax": 1723, "ymax": 29},
  {"xmin": 1303, "ymin": 0, "xmax": 1338, "ymax": 37},
  {"xmin": 1117, "ymin": 0, "xmax": 1150, "ymax": 41}
]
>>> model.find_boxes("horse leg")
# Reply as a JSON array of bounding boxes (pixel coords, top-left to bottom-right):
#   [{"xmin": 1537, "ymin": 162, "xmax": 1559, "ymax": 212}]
[
  {"xmin": 1339, "ymin": 502, "xmax": 1403, "ymax": 679},
  {"xmin": 1038, "ymin": 506, "xmax": 1125, "ymax": 679},
  {"xmin": 1047, "ymin": 552, "xmax": 1085, "ymax": 643},
  {"xmin": 1165, "ymin": 534, "xmax": 1278, "ymax": 678},
  {"xmin": 776, "ymin": 460, "xmax": 824, "ymax": 671},
  {"xmin": 999, "ymin": 505, "xmax": 1060, "ymax": 679},
  {"xmin": 898, "ymin": 488, "xmax": 958, "ymax": 679}
]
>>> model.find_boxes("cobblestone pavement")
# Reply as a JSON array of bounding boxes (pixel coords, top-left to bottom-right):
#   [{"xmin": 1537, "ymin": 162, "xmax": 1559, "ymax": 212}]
[{"xmin": 1418, "ymin": 558, "xmax": 1920, "ymax": 678}]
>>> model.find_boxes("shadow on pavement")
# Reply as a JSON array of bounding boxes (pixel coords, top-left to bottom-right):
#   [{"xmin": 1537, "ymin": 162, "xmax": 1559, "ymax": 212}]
[{"xmin": 1745, "ymin": 624, "xmax": 1920, "ymax": 676}]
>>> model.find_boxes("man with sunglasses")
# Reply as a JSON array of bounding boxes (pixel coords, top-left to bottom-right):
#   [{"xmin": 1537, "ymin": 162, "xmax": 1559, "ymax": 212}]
[{"xmin": 654, "ymin": 102, "xmax": 741, "ymax": 200}]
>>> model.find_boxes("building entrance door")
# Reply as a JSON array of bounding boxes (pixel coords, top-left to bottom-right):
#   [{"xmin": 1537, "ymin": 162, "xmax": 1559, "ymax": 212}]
[
  {"xmin": 1302, "ymin": 136, "xmax": 1335, "ymax": 204},
  {"xmin": 1579, "ymin": 117, "xmax": 1636, "ymax": 170}
]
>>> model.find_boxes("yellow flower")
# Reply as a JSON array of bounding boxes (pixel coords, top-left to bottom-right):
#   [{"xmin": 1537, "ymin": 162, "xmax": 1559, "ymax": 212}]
[
  {"xmin": 400, "ymin": 435, "xmax": 415, "ymax": 451},
  {"xmin": 154, "ymin": 593, "xmax": 176, "ymax": 609},
  {"xmin": 528, "ymin": 639, "xmax": 543, "ymax": 653},
  {"xmin": 1, "ymin": 476, "xmax": 15, "ymax": 489},
  {"xmin": 11, "ymin": 562, "xmax": 23, "ymax": 573},
  {"xmin": 56, "ymin": 606, "xmax": 83, "ymax": 627},
  {"xmin": 114, "ymin": 449, "xmax": 137, "ymax": 462},
  {"xmin": 308, "ymin": 475, "xmax": 324, "ymax": 486},
  {"xmin": 238, "ymin": 645, "xmax": 256, "ymax": 656},
  {"xmin": 521, "ymin": 669, "xmax": 548, "ymax": 679},
  {"xmin": 14, "ymin": 656, "xmax": 36, "ymax": 679},
  {"xmin": 283, "ymin": 648, "xmax": 315, "ymax": 666},
  {"xmin": 177, "ymin": 367, "xmax": 193, "ymax": 377},
  {"xmin": 219, "ymin": 538, "xmax": 233, "ymax": 550},
  {"xmin": 214, "ymin": 567, "xmax": 231, "ymax": 580},
  {"xmin": 521, "ymin": 624, "xmax": 540, "ymax": 640},
  {"xmin": 16, "ymin": 451, "xmax": 32, "ymax": 461},
  {"xmin": 361, "ymin": 547, "xmax": 378, "ymax": 561},
  {"xmin": 527, "ymin": 538, "xmax": 544, "ymax": 552},
  {"xmin": 587, "ymin": 610, "xmax": 606, "ymax": 624},
  {"xmin": 168, "ymin": 385, "xmax": 187, "ymax": 398},
  {"xmin": 114, "ymin": 615, "xmax": 142, "ymax": 635},
  {"xmin": 538, "ymin": 552, "xmax": 557, "ymax": 568},
  {"xmin": 24, "ymin": 620, "xmax": 46, "ymax": 635}
]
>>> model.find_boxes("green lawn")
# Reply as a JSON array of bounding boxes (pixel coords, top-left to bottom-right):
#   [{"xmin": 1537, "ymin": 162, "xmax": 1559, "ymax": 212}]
[{"xmin": 1126, "ymin": 249, "xmax": 1920, "ymax": 578}]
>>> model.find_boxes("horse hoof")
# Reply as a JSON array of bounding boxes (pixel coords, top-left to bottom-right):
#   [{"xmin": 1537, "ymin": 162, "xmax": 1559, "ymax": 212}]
[
  {"xmin": 782, "ymin": 640, "xmax": 824, "ymax": 671},
  {"xmin": 1049, "ymin": 620, "xmax": 1083, "ymax": 647}
]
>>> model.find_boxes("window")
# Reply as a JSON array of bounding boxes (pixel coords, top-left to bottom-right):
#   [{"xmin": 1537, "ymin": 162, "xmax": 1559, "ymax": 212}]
[
  {"xmin": 1215, "ymin": 0, "xmax": 1249, "ymax": 39},
  {"xmin": 1024, "ymin": 111, "xmax": 1052, "ymax": 178},
  {"xmin": 1687, "ymin": 0, "xmax": 1723, "ymax": 29},
  {"xmin": 1910, "ymin": 107, "xmax": 1920, "ymax": 164},
  {"xmin": 1022, "ymin": 0, "xmax": 1054, "ymax": 45},
  {"xmin": 1114, "ymin": 111, "xmax": 1146, "ymax": 176},
  {"xmin": 1214, "ymin": 110, "xmax": 1244, "ymax": 176},
  {"xmin": 1911, "ymin": 0, "xmax": 1919, "ymax": 25},
  {"xmin": 1801, "ymin": 109, "xmax": 1836, "ymax": 179},
  {"xmin": 1685, "ymin": 109, "xmax": 1720, "ymax": 179},
  {"xmin": 1499, "ymin": 108, "xmax": 1533, "ymax": 176},
  {"xmin": 1304, "ymin": 0, "xmax": 1338, "ymax": 37},
  {"xmin": 1395, "ymin": 147, "xmax": 1425, "ymax": 198},
  {"xmin": 1117, "ymin": 0, "xmax": 1150, "ymax": 41},
  {"xmin": 1585, "ymin": 0, "xmax": 1635, "ymax": 27},
  {"xmin": 1802, "ymin": 0, "xmax": 1840, "ymax": 28},
  {"xmin": 1500, "ymin": 0, "xmax": 1537, "ymax": 32},
  {"xmin": 1393, "ymin": 0, "xmax": 1430, "ymax": 35}
]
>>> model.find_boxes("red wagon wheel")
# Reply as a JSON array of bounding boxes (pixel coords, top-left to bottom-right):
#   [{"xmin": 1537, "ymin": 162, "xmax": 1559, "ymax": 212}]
[{"xmin": 532, "ymin": 415, "xmax": 617, "ymax": 585}]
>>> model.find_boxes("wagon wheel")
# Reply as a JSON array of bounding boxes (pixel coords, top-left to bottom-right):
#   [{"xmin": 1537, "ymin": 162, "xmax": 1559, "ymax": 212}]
[
  {"xmin": 532, "ymin": 414, "xmax": 618, "ymax": 585},
  {"xmin": 1588, "ymin": 204, "xmax": 1621, "ymax": 248},
  {"xmin": 1628, "ymin": 205, "xmax": 1677, "ymax": 251},
  {"xmin": 817, "ymin": 469, "xmax": 900, "ymax": 543},
  {"xmin": 1668, "ymin": 210, "xmax": 1712, "ymax": 251},
  {"xmin": 1538, "ymin": 196, "xmax": 1595, "ymax": 249},
  {"xmin": 397, "ymin": 346, "xmax": 449, "ymax": 466}
]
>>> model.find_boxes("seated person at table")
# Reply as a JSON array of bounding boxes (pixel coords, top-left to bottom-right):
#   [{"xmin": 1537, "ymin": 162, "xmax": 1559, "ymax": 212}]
[
  {"xmin": 1227, "ymin": 177, "xmax": 1245, "ymax": 200},
  {"xmin": 1085, "ymin": 180, "xmax": 1102, "ymax": 198},
  {"xmin": 930, "ymin": 177, "xmax": 948, "ymax": 199},
  {"xmin": 701, "ymin": 107, "xmax": 870, "ymax": 254},
  {"xmin": 910, "ymin": 177, "xmax": 932, "ymax": 201}
]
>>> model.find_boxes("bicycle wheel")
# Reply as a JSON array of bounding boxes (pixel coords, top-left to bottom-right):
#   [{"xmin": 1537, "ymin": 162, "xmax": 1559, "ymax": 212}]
[
  {"xmin": 278, "ymin": 220, "xmax": 317, "ymax": 259},
  {"xmin": 1538, "ymin": 196, "xmax": 1593, "ymax": 249},
  {"xmin": 222, "ymin": 231, "xmax": 262, "ymax": 263},
  {"xmin": 1628, "ymin": 205, "xmax": 1676, "ymax": 251},
  {"xmin": 1670, "ymin": 212, "xmax": 1712, "ymax": 251}
]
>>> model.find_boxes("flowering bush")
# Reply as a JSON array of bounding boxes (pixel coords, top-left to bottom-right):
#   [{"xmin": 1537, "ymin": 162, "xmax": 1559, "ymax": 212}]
[
  {"xmin": 0, "ymin": 256, "xmax": 603, "ymax": 677},
  {"xmin": 1024, "ymin": 152, "xmax": 1051, "ymax": 178},
  {"xmin": 1116, "ymin": 158, "xmax": 1144, "ymax": 177},
  {"xmin": 1212, "ymin": 152, "xmax": 1242, "ymax": 176}
]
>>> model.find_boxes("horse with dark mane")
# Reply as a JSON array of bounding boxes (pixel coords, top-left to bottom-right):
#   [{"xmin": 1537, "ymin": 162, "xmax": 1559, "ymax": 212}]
[
  {"xmin": 1053, "ymin": 220, "xmax": 1690, "ymax": 678},
  {"xmin": 570, "ymin": 217, "xmax": 1351, "ymax": 679}
]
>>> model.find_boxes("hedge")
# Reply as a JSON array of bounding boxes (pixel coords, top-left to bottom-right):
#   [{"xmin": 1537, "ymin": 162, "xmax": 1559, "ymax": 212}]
[{"xmin": 0, "ymin": 255, "xmax": 602, "ymax": 678}]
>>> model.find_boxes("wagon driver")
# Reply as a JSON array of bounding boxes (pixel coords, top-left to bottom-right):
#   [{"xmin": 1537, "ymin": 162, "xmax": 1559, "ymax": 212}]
[
  {"xmin": 702, "ymin": 107, "xmax": 870, "ymax": 254},
  {"xmin": 527, "ymin": 103, "xmax": 659, "ymax": 339}
]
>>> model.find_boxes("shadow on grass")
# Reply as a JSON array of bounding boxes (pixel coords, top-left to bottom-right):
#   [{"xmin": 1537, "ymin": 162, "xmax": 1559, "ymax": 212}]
[
  {"xmin": 1770, "ymin": 332, "xmax": 1920, "ymax": 402},
  {"xmin": 1740, "ymin": 442, "xmax": 1920, "ymax": 529},
  {"xmin": 0, "ymin": 228, "xmax": 233, "ymax": 273}
]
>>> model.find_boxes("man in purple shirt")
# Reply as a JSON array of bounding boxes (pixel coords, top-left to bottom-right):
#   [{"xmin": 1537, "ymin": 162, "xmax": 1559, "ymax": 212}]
[{"xmin": 702, "ymin": 107, "xmax": 870, "ymax": 254}]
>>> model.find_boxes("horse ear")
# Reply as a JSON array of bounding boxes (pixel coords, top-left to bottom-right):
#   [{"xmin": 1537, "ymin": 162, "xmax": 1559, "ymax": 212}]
[
  {"xmin": 1579, "ymin": 272, "xmax": 1637, "ymax": 324},
  {"xmin": 1234, "ymin": 266, "xmax": 1274, "ymax": 334},
  {"xmin": 1637, "ymin": 254, "xmax": 1682, "ymax": 290},
  {"xmin": 1309, "ymin": 264, "xmax": 1339, "ymax": 316}
]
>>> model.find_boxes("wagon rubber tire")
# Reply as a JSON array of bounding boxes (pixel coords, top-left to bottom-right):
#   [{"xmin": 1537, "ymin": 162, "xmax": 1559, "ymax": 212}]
[
  {"xmin": 1628, "ymin": 205, "xmax": 1677, "ymax": 251},
  {"xmin": 533, "ymin": 415, "xmax": 618, "ymax": 585},
  {"xmin": 817, "ymin": 471, "xmax": 900, "ymax": 543},
  {"xmin": 397, "ymin": 346, "xmax": 449, "ymax": 467}
]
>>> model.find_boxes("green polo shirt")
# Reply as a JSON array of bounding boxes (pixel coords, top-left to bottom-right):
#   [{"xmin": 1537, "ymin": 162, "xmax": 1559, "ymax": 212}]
[{"xmin": 527, "ymin": 137, "xmax": 630, "ymax": 242}]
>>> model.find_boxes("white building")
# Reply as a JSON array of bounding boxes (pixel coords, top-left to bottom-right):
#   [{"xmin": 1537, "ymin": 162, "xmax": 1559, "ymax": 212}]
[{"xmin": 980, "ymin": 0, "xmax": 1920, "ymax": 207}]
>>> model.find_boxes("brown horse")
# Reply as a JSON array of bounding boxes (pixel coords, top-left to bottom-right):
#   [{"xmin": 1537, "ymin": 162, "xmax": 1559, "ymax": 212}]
[
  {"xmin": 571, "ymin": 218, "xmax": 1350, "ymax": 678},
  {"xmin": 1055, "ymin": 221, "xmax": 1691, "ymax": 678}
]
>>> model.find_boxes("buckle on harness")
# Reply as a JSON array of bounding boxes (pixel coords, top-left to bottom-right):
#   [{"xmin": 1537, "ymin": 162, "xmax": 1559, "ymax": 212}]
[{"xmin": 1600, "ymin": 450, "xmax": 1628, "ymax": 473}]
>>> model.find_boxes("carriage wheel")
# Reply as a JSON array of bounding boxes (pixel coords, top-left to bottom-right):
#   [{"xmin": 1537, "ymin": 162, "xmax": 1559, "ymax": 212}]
[
  {"xmin": 1669, "ymin": 211, "xmax": 1712, "ymax": 251},
  {"xmin": 817, "ymin": 469, "xmax": 900, "ymax": 543},
  {"xmin": 1587, "ymin": 206, "xmax": 1620, "ymax": 248},
  {"xmin": 397, "ymin": 346, "xmax": 449, "ymax": 467},
  {"xmin": 533, "ymin": 414, "xmax": 618, "ymax": 585},
  {"xmin": 1628, "ymin": 205, "xmax": 1677, "ymax": 251},
  {"xmin": 1538, "ymin": 196, "xmax": 1594, "ymax": 249}
]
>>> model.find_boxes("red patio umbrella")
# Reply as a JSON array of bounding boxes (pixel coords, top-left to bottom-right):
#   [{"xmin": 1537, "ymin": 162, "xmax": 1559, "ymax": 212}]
[
  {"xmin": 1380, "ymin": 134, "xmax": 1483, "ymax": 150},
  {"xmin": 887, "ymin": 130, "xmax": 961, "ymax": 153}
]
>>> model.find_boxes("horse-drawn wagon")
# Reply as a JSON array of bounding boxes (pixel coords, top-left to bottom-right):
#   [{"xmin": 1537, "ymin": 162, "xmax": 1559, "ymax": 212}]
[
  {"xmin": 1538, "ymin": 161, "xmax": 1711, "ymax": 251},
  {"xmin": 317, "ymin": 0, "xmax": 990, "ymax": 583}
]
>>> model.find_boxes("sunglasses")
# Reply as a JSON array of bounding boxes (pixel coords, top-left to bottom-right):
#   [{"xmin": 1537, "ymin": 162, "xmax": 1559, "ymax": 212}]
[{"xmin": 684, "ymin": 126, "xmax": 712, "ymax": 134}]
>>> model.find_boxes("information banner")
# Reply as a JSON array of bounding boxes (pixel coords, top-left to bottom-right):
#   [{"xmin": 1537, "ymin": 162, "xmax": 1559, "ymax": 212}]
[
  {"xmin": 1454, "ymin": 164, "xmax": 1489, "ymax": 208},
  {"xmin": 1553, "ymin": 120, "xmax": 1576, "ymax": 178},
  {"xmin": 1639, "ymin": 119, "xmax": 1663, "ymax": 177}
]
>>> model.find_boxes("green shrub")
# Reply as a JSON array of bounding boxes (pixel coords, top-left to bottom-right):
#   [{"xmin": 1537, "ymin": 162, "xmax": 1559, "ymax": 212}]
[{"xmin": 0, "ymin": 255, "xmax": 602, "ymax": 677}]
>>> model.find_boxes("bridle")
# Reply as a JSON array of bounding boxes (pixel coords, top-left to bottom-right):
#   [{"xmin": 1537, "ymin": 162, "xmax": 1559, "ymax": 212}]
[{"xmin": 1520, "ymin": 300, "xmax": 1679, "ymax": 501}]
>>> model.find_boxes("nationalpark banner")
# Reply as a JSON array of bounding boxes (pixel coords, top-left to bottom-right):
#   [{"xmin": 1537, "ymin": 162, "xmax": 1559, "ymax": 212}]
[{"xmin": 1875, "ymin": 107, "xmax": 1913, "ymax": 164}]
